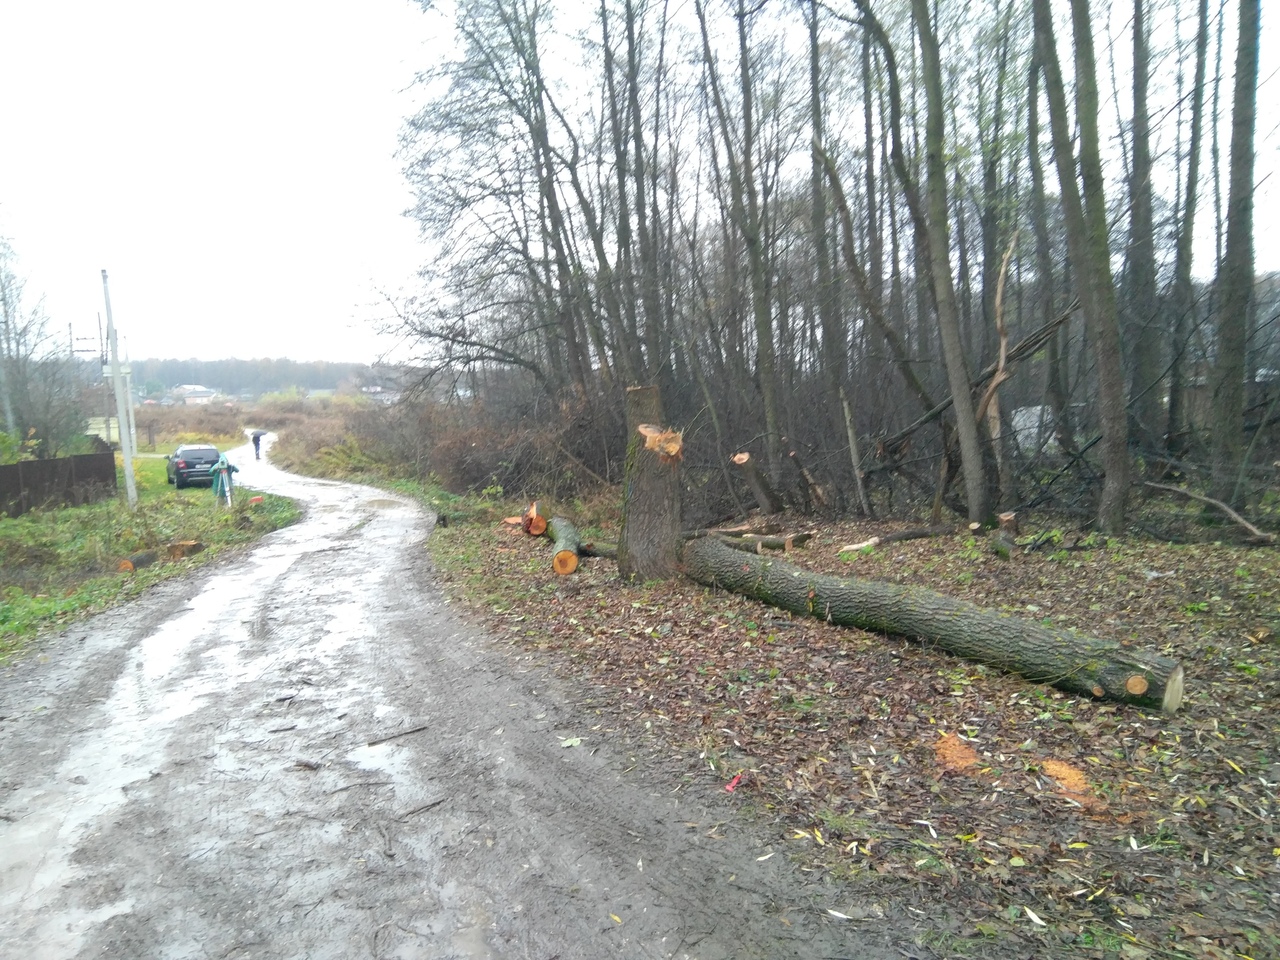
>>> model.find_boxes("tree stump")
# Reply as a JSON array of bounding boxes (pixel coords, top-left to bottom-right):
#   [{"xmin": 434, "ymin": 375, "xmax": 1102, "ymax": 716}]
[
  {"xmin": 731, "ymin": 452, "xmax": 785, "ymax": 514},
  {"xmin": 522, "ymin": 501, "xmax": 547, "ymax": 536},
  {"xmin": 618, "ymin": 386, "xmax": 682, "ymax": 582}
]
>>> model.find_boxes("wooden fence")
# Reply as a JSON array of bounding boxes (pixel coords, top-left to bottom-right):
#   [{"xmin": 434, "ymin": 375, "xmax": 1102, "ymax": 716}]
[{"xmin": 0, "ymin": 453, "xmax": 118, "ymax": 519}]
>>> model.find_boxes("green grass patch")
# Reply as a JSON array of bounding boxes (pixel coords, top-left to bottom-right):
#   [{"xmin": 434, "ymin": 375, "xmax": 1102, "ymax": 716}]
[{"xmin": 0, "ymin": 457, "xmax": 300, "ymax": 659}]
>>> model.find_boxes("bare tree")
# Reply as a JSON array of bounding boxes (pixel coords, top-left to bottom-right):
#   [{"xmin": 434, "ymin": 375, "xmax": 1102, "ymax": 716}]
[{"xmin": 1209, "ymin": 0, "xmax": 1260, "ymax": 504}]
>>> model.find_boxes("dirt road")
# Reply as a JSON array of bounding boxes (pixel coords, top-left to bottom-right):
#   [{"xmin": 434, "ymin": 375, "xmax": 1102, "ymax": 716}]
[{"xmin": 0, "ymin": 439, "xmax": 908, "ymax": 960}]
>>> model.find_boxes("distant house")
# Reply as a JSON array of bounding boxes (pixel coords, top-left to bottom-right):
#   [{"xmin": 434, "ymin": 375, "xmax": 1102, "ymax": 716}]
[{"xmin": 173, "ymin": 384, "xmax": 217, "ymax": 406}]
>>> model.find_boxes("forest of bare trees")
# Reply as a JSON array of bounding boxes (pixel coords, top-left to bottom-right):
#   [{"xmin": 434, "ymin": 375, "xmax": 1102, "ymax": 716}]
[{"xmin": 395, "ymin": 0, "xmax": 1276, "ymax": 532}]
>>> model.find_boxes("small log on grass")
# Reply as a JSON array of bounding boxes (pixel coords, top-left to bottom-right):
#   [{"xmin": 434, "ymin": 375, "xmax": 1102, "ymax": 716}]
[
  {"xmin": 580, "ymin": 540, "xmax": 617, "ymax": 560},
  {"xmin": 167, "ymin": 540, "xmax": 205, "ymax": 560},
  {"xmin": 731, "ymin": 452, "xmax": 785, "ymax": 515},
  {"xmin": 714, "ymin": 532, "xmax": 814, "ymax": 553},
  {"xmin": 839, "ymin": 526, "xmax": 953, "ymax": 553},
  {"xmin": 683, "ymin": 521, "xmax": 784, "ymax": 540},
  {"xmin": 682, "ymin": 537, "xmax": 1184, "ymax": 714},
  {"xmin": 522, "ymin": 502, "xmax": 547, "ymax": 536},
  {"xmin": 546, "ymin": 516, "xmax": 581, "ymax": 575},
  {"xmin": 118, "ymin": 550, "xmax": 159, "ymax": 573}
]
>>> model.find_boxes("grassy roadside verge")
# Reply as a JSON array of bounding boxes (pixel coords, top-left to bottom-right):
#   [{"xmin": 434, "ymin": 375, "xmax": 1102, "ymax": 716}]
[{"xmin": 0, "ymin": 457, "xmax": 300, "ymax": 660}]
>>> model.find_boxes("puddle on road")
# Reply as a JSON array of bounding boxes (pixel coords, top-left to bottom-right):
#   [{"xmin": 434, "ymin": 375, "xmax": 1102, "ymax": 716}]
[
  {"xmin": 365, "ymin": 498, "xmax": 402, "ymax": 509},
  {"xmin": 346, "ymin": 741, "xmax": 414, "ymax": 783},
  {"xmin": 0, "ymin": 546, "xmax": 299, "ymax": 954}
]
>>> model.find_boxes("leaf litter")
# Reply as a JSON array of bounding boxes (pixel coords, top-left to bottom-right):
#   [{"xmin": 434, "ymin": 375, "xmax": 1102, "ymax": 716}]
[{"xmin": 429, "ymin": 517, "xmax": 1279, "ymax": 958}]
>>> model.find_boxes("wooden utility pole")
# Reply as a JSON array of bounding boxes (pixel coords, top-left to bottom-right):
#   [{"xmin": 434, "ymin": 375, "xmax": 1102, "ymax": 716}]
[{"xmin": 102, "ymin": 270, "xmax": 137, "ymax": 510}]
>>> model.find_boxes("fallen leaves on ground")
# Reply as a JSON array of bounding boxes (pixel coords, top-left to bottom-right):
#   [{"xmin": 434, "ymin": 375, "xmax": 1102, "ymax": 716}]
[{"xmin": 429, "ymin": 516, "xmax": 1280, "ymax": 958}]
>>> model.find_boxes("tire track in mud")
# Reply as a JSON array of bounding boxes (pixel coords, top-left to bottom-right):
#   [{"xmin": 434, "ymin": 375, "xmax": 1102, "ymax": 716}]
[{"xmin": 0, "ymin": 451, "xmax": 908, "ymax": 959}]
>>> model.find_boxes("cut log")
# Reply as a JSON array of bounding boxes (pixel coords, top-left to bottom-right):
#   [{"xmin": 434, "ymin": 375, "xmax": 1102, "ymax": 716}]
[
  {"xmin": 618, "ymin": 386, "xmax": 682, "ymax": 582},
  {"xmin": 681, "ymin": 537, "xmax": 1184, "ymax": 714},
  {"xmin": 731, "ymin": 452, "xmax": 785, "ymax": 515},
  {"xmin": 714, "ymin": 532, "xmax": 814, "ymax": 554},
  {"xmin": 522, "ymin": 502, "xmax": 547, "ymax": 536},
  {"xmin": 579, "ymin": 540, "xmax": 617, "ymax": 560},
  {"xmin": 118, "ymin": 550, "xmax": 158, "ymax": 573},
  {"xmin": 998, "ymin": 512, "xmax": 1019, "ymax": 536},
  {"xmin": 839, "ymin": 526, "xmax": 954, "ymax": 553},
  {"xmin": 166, "ymin": 540, "xmax": 205, "ymax": 560},
  {"xmin": 546, "ymin": 516, "xmax": 581, "ymax": 575},
  {"xmin": 683, "ymin": 521, "xmax": 784, "ymax": 540}
]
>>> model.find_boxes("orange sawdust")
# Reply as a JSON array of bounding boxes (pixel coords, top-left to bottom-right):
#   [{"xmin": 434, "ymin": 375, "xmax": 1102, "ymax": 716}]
[
  {"xmin": 1040, "ymin": 759, "xmax": 1107, "ymax": 813},
  {"xmin": 933, "ymin": 732, "xmax": 980, "ymax": 773}
]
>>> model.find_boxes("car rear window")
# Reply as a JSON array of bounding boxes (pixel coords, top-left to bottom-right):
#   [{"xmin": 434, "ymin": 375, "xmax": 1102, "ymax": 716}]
[{"xmin": 182, "ymin": 447, "xmax": 219, "ymax": 458}]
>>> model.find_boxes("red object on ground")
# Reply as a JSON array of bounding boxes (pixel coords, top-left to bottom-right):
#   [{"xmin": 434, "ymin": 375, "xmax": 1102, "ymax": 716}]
[
  {"xmin": 725, "ymin": 774, "xmax": 743, "ymax": 792},
  {"xmin": 249, "ymin": 496, "xmax": 264, "ymax": 505}
]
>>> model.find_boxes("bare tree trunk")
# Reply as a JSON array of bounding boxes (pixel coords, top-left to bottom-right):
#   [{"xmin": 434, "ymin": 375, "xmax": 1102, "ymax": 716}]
[
  {"xmin": 1028, "ymin": 56, "xmax": 1075, "ymax": 454},
  {"xmin": 1033, "ymin": 0, "xmax": 1130, "ymax": 532},
  {"xmin": 1209, "ymin": 0, "xmax": 1260, "ymax": 505},
  {"xmin": 807, "ymin": 0, "xmax": 843, "ymax": 423},
  {"xmin": 695, "ymin": 0, "xmax": 782, "ymax": 483},
  {"xmin": 913, "ymin": 0, "xmax": 990, "ymax": 523},
  {"xmin": 1125, "ymin": 0, "xmax": 1162, "ymax": 453},
  {"xmin": 1167, "ymin": 0, "xmax": 1211, "ymax": 456}
]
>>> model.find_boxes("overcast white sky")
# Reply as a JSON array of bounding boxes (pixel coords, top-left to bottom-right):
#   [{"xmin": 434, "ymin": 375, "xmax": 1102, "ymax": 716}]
[
  {"xmin": 0, "ymin": 2, "xmax": 1276, "ymax": 367},
  {"xmin": 0, "ymin": 0, "xmax": 437, "ymax": 364}
]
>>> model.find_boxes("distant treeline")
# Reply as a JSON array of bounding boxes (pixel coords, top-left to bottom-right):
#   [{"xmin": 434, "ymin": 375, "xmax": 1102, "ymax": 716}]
[{"xmin": 131, "ymin": 359, "xmax": 374, "ymax": 396}]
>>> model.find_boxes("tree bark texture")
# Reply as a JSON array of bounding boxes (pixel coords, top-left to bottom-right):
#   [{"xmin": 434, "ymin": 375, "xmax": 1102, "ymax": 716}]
[
  {"xmin": 618, "ymin": 385, "xmax": 682, "ymax": 582},
  {"xmin": 912, "ymin": 0, "xmax": 990, "ymax": 524},
  {"xmin": 1210, "ymin": 0, "xmax": 1260, "ymax": 505},
  {"xmin": 1033, "ymin": 0, "xmax": 1130, "ymax": 532},
  {"xmin": 731, "ymin": 452, "xmax": 786, "ymax": 515},
  {"xmin": 681, "ymin": 537, "xmax": 1184, "ymax": 714}
]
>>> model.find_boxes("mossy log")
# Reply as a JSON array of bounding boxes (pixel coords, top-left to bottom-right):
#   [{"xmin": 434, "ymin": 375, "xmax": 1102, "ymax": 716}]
[
  {"xmin": 546, "ymin": 516, "xmax": 581, "ymax": 575},
  {"xmin": 681, "ymin": 537, "xmax": 1184, "ymax": 714}
]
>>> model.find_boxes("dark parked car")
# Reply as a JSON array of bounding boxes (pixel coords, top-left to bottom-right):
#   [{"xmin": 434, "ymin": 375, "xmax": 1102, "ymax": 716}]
[{"xmin": 166, "ymin": 444, "xmax": 221, "ymax": 489}]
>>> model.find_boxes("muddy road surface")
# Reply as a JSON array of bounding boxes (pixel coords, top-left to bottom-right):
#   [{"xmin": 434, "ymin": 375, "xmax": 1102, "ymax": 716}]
[{"xmin": 1, "ymin": 439, "xmax": 910, "ymax": 960}]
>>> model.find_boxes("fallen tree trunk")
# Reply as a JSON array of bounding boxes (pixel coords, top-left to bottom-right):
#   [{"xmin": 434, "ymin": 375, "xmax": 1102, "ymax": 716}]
[
  {"xmin": 681, "ymin": 537, "xmax": 1184, "ymax": 714},
  {"xmin": 546, "ymin": 516, "xmax": 581, "ymax": 575}
]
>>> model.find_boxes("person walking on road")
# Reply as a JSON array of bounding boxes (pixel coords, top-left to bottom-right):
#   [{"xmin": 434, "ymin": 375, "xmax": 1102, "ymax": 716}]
[{"xmin": 251, "ymin": 430, "xmax": 266, "ymax": 460}]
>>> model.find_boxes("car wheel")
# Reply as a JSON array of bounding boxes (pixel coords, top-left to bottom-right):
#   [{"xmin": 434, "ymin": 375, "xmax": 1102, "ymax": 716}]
[
  {"xmin": 175, "ymin": 475, "xmax": 188, "ymax": 490},
  {"xmin": 167, "ymin": 472, "xmax": 174, "ymax": 484}
]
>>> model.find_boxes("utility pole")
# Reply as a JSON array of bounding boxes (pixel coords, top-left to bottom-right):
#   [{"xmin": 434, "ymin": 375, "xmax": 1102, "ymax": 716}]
[{"xmin": 102, "ymin": 270, "xmax": 137, "ymax": 509}]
